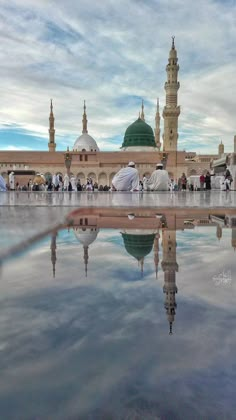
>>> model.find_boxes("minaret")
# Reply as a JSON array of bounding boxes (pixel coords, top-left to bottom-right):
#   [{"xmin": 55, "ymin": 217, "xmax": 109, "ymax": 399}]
[
  {"xmin": 50, "ymin": 231, "xmax": 57, "ymax": 278},
  {"xmin": 231, "ymin": 225, "xmax": 236, "ymax": 251},
  {"xmin": 218, "ymin": 140, "xmax": 224, "ymax": 157},
  {"xmin": 82, "ymin": 100, "xmax": 88, "ymax": 134},
  {"xmin": 153, "ymin": 231, "xmax": 160, "ymax": 278},
  {"xmin": 234, "ymin": 135, "xmax": 236, "ymax": 154},
  {"xmin": 83, "ymin": 245, "xmax": 89, "ymax": 276},
  {"xmin": 161, "ymin": 230, "xmax": 178, "ymax": 334},
  {"xmin": 162, "ymin": 37, "xmax": 180, "ymax": 151},
  {"xmin": 155, "ymin": 98, "xmax": 161, "ymax": 151},
  {"xmin": 216, "ymin": 224, "xmax": 222, "ymax": 241},
  {"xmin": 140, "ymin": 100, "xmax": 145, "ymax": 121},
  {"xmin": 48, "ymin": 99, "xmax": 56, "ymax": 152}
]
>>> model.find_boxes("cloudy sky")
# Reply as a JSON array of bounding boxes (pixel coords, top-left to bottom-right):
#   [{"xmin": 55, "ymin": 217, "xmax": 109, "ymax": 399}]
[
  {"xmin": 1, "ymin": 225, "xmax": 236, "ymax": 418},
  {"xmin": 1, "ymin": 0, "xmax": 236, "ymax": 153}
]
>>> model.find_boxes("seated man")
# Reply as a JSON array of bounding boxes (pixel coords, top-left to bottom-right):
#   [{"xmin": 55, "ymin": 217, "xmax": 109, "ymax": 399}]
[
  {"xmin": 111, "ymin": 162, "xmax": 139, "ymax": 191},
  {"xmin": 143, "ymin": 163, "xmax": 169, "ymax": 191}
]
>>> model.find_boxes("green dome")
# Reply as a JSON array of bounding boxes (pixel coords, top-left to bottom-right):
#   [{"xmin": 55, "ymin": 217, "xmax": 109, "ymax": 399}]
[
  {"xmin": 122, "ymin": 233, "xmax": 156, "ymax": 261},
  {"xmin": 122, "ymin": 117, "xmax": 156, "ymax": 148}
]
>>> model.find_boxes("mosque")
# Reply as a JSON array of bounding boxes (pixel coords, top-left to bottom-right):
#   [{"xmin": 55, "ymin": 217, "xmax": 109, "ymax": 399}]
[{"xmin": 0, "ymin": 38, "xmax": 230, "ymax": 188}]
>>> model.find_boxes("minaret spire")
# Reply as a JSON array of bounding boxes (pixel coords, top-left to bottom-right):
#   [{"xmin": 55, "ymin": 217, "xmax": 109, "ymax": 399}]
[
  {"xmin": 83, "ymin": 245, "xmax": 89, "ymax": 277},
  {"xmin": 140, "ymin": 100, "xmax": 145, "ymax": 121},
  {"xmin": 50, "ymin": 231, "xmax": 57, "ymax": 278},
  {"xmin": 161, "ymin": 230, "xmax": 178, "ymax": 334},
  {"xmin": 162, "ymin": 38, "xmax": 180, "ymax": 151},
  {"xmin": 153, "ymin": 231, "xmax": 160, "ymax": 279},
  {"xmin": 82, "ymin": 100, "xmax": 88, "ymax": 134},
  {"xmin": 172, "ymin": 35, "xmax": 175, "ymax": 49},
  {"xmin": 48, "ymin": 99, "xmax": 56, "ymax": 152},
  {"xmin": 155, "ymin": 98, "xmax": 161, "ymax": 151}
]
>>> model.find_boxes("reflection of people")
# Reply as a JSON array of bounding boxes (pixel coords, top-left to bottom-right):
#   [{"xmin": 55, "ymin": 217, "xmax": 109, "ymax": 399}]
[
  {"xmin": 181, "ymin": 173, "xmax": 187, "ymax": 190},
  {"xmin": 143, "ymin": 163, "xmax": 169, "ymax": 191},
  {"xmin": 0, "ymin": 174, "xmax": 7, "ymax": 191},
  {"xmin": 63, "ymin": 174, "xmax": 69, "ymax": 191},
  {"xmin": 9, "ymin": 172, "xmax": 15, "ymax": 190},
  {"xmin": 200, "ymin": 174, "xmax": 205, "ymax": 190},
  {"xmin": 205, "ymin": 171, "xmax": 212, "ymax": 190},
  {"xmin": 111, "ymin": 162, "xmax": 139, "ymax": 191}
]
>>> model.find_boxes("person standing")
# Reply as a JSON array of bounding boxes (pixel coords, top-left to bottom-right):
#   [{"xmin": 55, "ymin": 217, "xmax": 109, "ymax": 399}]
[
  {"xmin": 9, "ymin": 172, "xmax": 15, "ymax": 190},
  {"xmin": 111, "ymin": 162, "xmax": 139, "ymax": 191},
  {"xmin": 200, "ymin": 173, "xmax": 205, "ymax": 190},
  {"xmin": 181, "ymin": 173, "xmax": 187, "ymax": 190},
  {"xmin": 205, "ymin": 171, "xmax": 212, "ymax": 190},
  {"xmin": 143, "ymin": 163, "xmax": 169, "ymax": 191}
]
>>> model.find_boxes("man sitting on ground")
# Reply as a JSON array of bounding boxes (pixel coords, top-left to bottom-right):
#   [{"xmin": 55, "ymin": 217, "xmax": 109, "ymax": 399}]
[
  {"xmin": 111, "ymin": 162, "xmax": 139, "ymax": 191},
  {"xmin": 143, "ymin": 163, "xmax": 169, "ymax": 191}
]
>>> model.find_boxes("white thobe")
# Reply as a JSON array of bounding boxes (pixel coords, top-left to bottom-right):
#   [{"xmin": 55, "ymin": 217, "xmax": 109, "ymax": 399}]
[
  {"xmin": 63, "ymin": 174, "xmax": 69, "ymax": 190},
  {"xmin": 9, "ymin": 173, "xmax": 15, "ymax": 190},
  {"xmin": 0, "ymin": 175, "xmax": 6, "ymax": 191},
  {"xmin": 144, "ymin": 169, "xmax": 169, "ymax": 191},
  {"xmin": 70, "ymin": 176, "xmax": 77, "ymax": 191},
  {"xmin": 52, "ymin": 174, "xmax": 58, "ymax": 187},
  {"xmin": 112, "ymin": 167, "xmax": 139, "ymax": 191}
]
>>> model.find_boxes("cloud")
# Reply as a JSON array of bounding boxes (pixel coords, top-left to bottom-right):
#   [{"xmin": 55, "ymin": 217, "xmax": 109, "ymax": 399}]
[{"xmin": 0, "ymin": 0, "xmax": 236, "ymax": 152}]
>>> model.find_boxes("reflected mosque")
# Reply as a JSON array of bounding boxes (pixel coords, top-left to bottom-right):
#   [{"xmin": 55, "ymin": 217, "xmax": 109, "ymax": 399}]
[
  {"xmin": 1, "ymin": 38, "xmax": 235, "ymax": 187},
  {"xmin": 49, "ymin": 209, "xmax": 236, "ymax": 334}
]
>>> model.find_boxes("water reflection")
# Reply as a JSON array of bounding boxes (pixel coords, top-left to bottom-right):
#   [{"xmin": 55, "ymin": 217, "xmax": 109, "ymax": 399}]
[
  {"xmin": 47, "ymin": 209, "xmax": 236, "ymax": 336},
  {"xmin": 1, "ymin": 209, "xmax": 236, "ymax": 419}
]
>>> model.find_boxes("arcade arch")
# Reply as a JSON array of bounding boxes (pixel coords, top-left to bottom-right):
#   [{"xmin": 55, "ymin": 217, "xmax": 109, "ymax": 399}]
[{"xmin": 98, "ymin": 172, "xmax": 107, "ymax": 185}]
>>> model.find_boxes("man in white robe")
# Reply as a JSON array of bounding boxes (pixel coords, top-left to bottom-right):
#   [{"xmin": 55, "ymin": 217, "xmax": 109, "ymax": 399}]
[
  {"xmin": 0, "ymin": 174, "xmax": 7, "ymax": 191},
  {"xmin": 9, "ymin": 172, "xmax": 15, "ymax": 190},
  {"xmin": 143, "ymin": 163, "xmax": 169, "ymax": 191},
  {"xmin": 111, "ymin": 162, "xmax": 139, "ymax": 191},
  {"xmin": 63, "ymin": 174, "xmax": 69, "ymax": 191}
]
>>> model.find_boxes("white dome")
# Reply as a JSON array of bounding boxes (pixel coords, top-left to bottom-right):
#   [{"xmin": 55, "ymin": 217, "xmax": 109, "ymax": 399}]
[
  {"xmin": 73, "ymin": 133, "xmax": 99, "ymax": 152},
  {"xmin": 74, "ymin": 228, "xmax": 99, "ymax": 246}
]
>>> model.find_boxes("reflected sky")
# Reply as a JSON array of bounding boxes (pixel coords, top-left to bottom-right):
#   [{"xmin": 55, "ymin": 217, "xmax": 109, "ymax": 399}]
[{"xmin": 0, "ymin": 223, "xmax": 236, "ymax": 419}]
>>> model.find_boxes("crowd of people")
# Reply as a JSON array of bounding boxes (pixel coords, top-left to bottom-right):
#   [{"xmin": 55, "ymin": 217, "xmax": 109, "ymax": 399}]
[{"xmin": 0, "ymin": 164, "xmax": 233, "ymax": 192}]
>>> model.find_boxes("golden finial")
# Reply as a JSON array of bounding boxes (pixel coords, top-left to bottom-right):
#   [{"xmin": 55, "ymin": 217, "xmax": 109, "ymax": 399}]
[
  {"xmin": 172, "ymin": 36, "xmax": 175, "ymax": 49},
  {"xmin": 50, "ymin": 98, "xmax": 53, "ymax": 113}
]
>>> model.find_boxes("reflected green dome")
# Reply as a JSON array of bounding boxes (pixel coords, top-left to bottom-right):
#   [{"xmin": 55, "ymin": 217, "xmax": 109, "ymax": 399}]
[
  {"xmin": 122, "ymin": 233, "xmax": 156, "ymax": 261},
  {"xmin": 122, "ymin": 117, "xmax": 156, "ymax": 148}
]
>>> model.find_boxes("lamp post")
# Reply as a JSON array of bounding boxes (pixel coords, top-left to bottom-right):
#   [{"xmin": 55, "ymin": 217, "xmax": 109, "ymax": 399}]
[
  {"xmin": 64, "ymin": 147, "xmax": 72, "ymax": 177},
  {"xmin": 161, "ymin": 152, "xmax": 168, "ymax": 170}
]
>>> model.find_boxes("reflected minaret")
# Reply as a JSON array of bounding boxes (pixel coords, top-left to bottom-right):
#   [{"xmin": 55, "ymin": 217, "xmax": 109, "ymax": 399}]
[
  {"xmin": 161, "ymin": 230, "xmax": 178, "ymax": 334},
  {"xmin": 83, "ymin": 245, "xmax": 89, "ymax": 277},
  {"xmin": 50, "ymin": 231, "xmax": 57, "ymax": 278},
  {"xmin": 232, "ymin": 226, "xmax": 236, "ymax": 251},
  {"xmin": 216, "ymin": 224, "xmax": 222, "ymax": 241},
  {"xmin": 153, "ymin": 231, "xmax": 160, "ymax": 278},
  {"xmin": 48, "ymin": 99, "xmax": 56, "ymax": 152},
  {"xmin": 155, "ymin": 98, "xmax": 161, "ymax": 151}
]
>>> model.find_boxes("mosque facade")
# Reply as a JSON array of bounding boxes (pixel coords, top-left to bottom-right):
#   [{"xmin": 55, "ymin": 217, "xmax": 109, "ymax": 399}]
[{"xmin": 0, "ymin": 39, "xmax": 228, "ymax": 187}]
